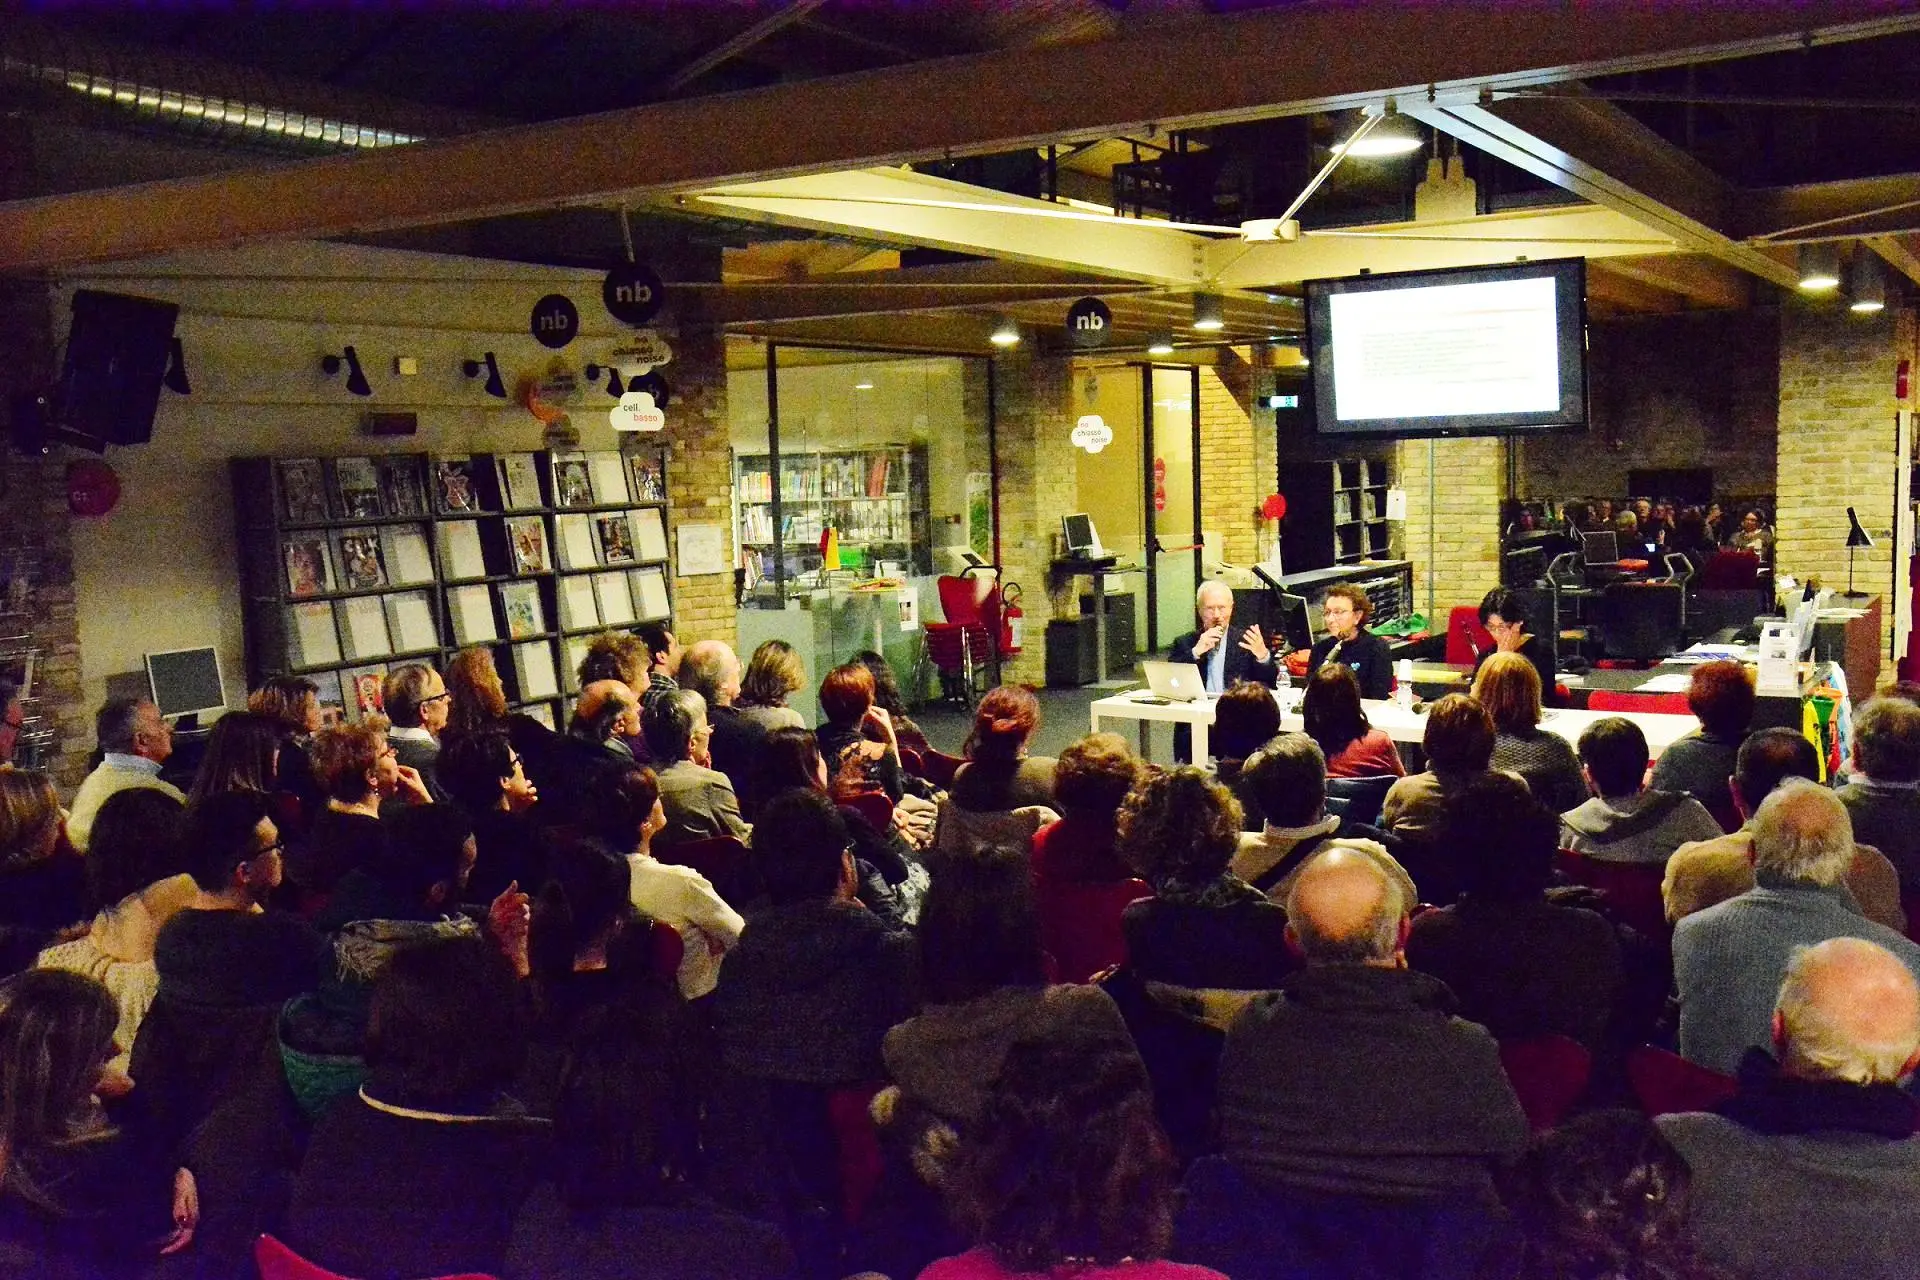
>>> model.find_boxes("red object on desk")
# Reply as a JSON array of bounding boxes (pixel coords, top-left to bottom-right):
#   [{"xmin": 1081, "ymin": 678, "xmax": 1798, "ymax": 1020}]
[{"xmin": 1616, "ymin": 558, "xmax": 1650, "ymax": 573}]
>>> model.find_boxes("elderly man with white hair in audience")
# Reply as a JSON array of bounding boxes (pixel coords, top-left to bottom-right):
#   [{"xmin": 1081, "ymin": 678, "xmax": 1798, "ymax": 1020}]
[
  {"xmin": 1674, "ymin": 777, "xmax": 1920, "ymax": 1075},
  {"xmin": 1659, "ymin": 937, "xmax": 1920, "ymax": 1280}
]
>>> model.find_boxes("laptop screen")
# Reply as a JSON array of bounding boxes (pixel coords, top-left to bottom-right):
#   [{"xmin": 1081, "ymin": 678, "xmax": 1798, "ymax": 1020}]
[
  {"xmin": 1581, "ymin": 530, "xmax": 1619, "ymax": 565},
  {"xmin": 1062, "ymin": 513, "xmax": 1094, "ymax": 554}
]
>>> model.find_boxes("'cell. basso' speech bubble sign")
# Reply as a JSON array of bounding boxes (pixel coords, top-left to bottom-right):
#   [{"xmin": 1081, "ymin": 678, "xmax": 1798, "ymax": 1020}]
[
  {"xmin": 611, "ymin": 390, "xmax": 666, "ymax": 432},
  {"xmin": 1071, "ymin": 414, "xmax": 1114, "ymax": 454}
]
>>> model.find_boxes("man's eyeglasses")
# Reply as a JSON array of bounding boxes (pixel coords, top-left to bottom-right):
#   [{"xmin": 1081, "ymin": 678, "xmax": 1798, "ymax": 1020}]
[
  {"xmin": 252, "ymin": 839, "xmax": 285, "ymax": 859},
  {"xmin": 420, "ymin": 692, "xmax": 452, "ymax": 705}
]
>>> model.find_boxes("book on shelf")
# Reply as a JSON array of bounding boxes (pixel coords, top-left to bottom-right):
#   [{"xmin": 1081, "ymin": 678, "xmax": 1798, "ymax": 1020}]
[
  {"xmin": 633, "ymin": 508, "xmax": 668, "ymax": 561},
  {"xmin": 496, "ymin": 453, "xmax": 545, "ymax": 511},
  {"xmin": 283, "ymin": 538, "xmax": 334, "ymax": 598},
  {"xmin": 339, "ymin": 594, "xmax": 392, "ymax": 660},
  {"xmin": 587, "ymin": 451, "xmax": 629, "ymax": 505},
  {"xmin": 594, "ymin": 513, "xmax": 636, "ymax": 565},
  {"xmin": 550, "ymin": 452, "xmax": 594, "ymax": 508},
  {"xmin": 563, "ymin": 635, "xmax": 590, "ymax": 692},
  {"xmin": 279, "ymin": 458, "xmax": 331, "ymax": 523},
  {"xmin": 632, "ymin": 567, "xmax": 670, "ymax": 620},
  {"xmin": 628, "ymin": 450, "xmax": 666, "ymax": 502},
  {"xmin": 519, "ymin": 702, "xmax": 556, "ymax": 730},
  {"xmin": 866, "ymin": 453, "xmax": 891, "ymax": 498},
  {"xmin": 335, "ymin": 529, "xmax": 387, "ymax": 591},
  {"xmin": 593, "ymin": 572, "xmax": 636, "ymax": 626},
  {"xmin": 343, "ymin": 664, "xmax": 388, "ymax": 723},
  {"xmin": 448, "ymin": 584, "xmax": 498, "ymax": 645},
  {"xmin": 504, "ymin": 516, "xmax": 550, "ymax": 574},
  {"xmin": 558, "ymin": 574, "xmax": 600, "ymax": 631},
  {"xmin": 384, "ymin": 590, "xmax": 439, "ymax": 652},
  {"xmin": 499, "ymin": 580, "xmax": 546, "ymax": 639},
  {"xmin": 434, "ymin": 457, "xmax": 482, "ymax": 513},
  {"xmin": 512, "ymin": 641, "xmax": 559, "ymax": 701},
  {"xmin": 333, "ymin": 457, "xmax": 385, "ymax": 520},
  {"xmin": 381, "ymin": 526, "xmax": 435, "ymax": 585},
  {"xmin": 287, "ymin": 602, "xmax": 341, "ymax": 668},
  {"xmin": 310, "ymin": 670, "xmax": 345, "ymax": 724},
  {"xmin": 556, "ymin": 515, "xmax": 597, "ymax": 570},
  {"xmin": 438, "ymin": 520, "xmax": 487, "ymax": 580},
  {"xmin": 379, "ymin": 456, "xmax": 428, "ymax": 517}
]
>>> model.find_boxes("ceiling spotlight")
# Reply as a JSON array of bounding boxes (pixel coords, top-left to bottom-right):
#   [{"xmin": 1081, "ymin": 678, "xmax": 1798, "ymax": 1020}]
[
  {"xmin": 989, "ymin": 317, "xmax": 1022, "ymax": 348},
  {"xmin": 854, "ymin": 381, "xmax": 874, "ymax": 390},
  {"xmin": 462, "ymin": 352, "xmax": 507, "ymax": 398},
  {"xmin": 1341, "ymin": 102, "xmax": 1424, "ymax": 159},
  {"xmin": 1146, "ymin": 330, "xmax": 1175, "ymax": 356},
  {"xmin": 1192, "ymin": 292, "xmax": 1226, "ymax": 332},
  {"xmin": 322, "ymin": 345, "xmax": 372, "ymax": 397},
  {"xmin": 1849, "ymin": 251, "xmax": 1886, "ymax": 314},
  {"xmin": 1797, "ymin": 242, "xmax": 1841, "ymax": 292}
]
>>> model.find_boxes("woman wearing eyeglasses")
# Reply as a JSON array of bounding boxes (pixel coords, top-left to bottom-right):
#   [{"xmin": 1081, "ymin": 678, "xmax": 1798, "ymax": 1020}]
[
  {"xmin": 283, "ymin": 719, "xmax": 433, "ymax": 913},
  {"xmin": 1304, "ymin": 584, "xmax": 1393, "ymax": 700}
]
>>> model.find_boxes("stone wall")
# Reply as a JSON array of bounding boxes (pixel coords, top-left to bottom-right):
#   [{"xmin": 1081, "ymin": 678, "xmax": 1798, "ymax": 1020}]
[{"xmin": 1395, "ymin": 436, "xmax": 1504, "ymax": 625}]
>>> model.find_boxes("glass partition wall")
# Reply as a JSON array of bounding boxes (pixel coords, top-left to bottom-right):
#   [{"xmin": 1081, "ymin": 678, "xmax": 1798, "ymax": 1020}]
[{"xmin": 728, "ymin": 342, "xmax": 990, "ymax": 717}]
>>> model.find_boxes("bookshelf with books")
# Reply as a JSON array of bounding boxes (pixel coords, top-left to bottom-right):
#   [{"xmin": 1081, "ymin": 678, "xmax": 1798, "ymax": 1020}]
[
  {"xmin": 732, "ymin": 443, "xmax": 930, "ymax": 592},
  {"xmin": 232, "ymin": 444, "xmax": 673, "ymax": 724}
]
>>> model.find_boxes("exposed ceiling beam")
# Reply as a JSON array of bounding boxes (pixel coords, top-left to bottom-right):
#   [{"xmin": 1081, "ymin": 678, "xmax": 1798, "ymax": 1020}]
[
  {"xmin": 0, "ymin": 2, "xmax": 1911, "ymax": 271},
  {"xmin": 1586, "ymin": 263, "xmax": 1695, "ymax": 314},
  {"xmin": 658, "ymin": 0, "xmax": 832, "ymax": 96},
  {"xmin": 709, "ymin": 261, "xmax": 1149, "ymax": 323},
  {"xmin": 1406, "ymin": 94, "xmax": 1801, "ymax": 288},
  {"xmin": 1866, "ymin": 234, "xmax": 1920, "ymax": 288},
  {"xmin": 1742, "ymin": 171, "xmax": 1920, "ymax": 243},
  {"xmin": 1589, "ymin": 253, "xmax": 1754, "ymax": 310}
]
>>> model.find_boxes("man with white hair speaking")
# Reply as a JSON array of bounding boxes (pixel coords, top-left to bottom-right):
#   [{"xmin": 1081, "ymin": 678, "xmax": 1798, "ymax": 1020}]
[
  {"xmin": 1167, "ymin": 579, "xmax": 1274, "ymax": 763},
  {"xmin": 1674, "ymin": 778, "xmax": 1920, "ymax": 1075},
  {"xmin": 1659, "ymin": 937, "xmax": 1920, "ymax": 1279}
]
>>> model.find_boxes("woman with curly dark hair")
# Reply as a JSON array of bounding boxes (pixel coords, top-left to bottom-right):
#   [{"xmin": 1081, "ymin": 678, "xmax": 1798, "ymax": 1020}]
[
  {"xmin": 1116, "ymin": 767, "xmax": 1292, "ymax": 997},
  {"xmin": 923, "ymin": 1034, "xmax": 1224, "ymax": 1280}
]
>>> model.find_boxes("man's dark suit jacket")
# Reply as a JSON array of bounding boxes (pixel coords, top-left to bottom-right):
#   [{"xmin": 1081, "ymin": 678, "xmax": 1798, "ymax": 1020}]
[
  {"xmin": 1166, "ymin": 623, "xmax": 1276, "ymax": 762},
  {"xmin": 707, "ymin": 703, "xmax": 771, "ymax": 820}
]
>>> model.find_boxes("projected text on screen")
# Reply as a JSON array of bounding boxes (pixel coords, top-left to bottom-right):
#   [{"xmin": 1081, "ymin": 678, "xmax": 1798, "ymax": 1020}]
[{"xmin": 1329, "ymin": 276, "xmax": 1560, "ymax": 421}]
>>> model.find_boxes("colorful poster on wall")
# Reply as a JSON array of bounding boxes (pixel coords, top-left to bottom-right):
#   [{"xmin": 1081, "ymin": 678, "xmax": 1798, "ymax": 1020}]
[{"xmin": 966, "ymin": 471, "xmax": 992, "ymax": 560}]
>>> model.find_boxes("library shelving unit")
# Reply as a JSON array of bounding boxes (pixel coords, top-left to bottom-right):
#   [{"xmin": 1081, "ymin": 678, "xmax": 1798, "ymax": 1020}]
[
  {"xmin": 732, "ymin": 443, "xmax": 931, "ymax": 593},
  {"xmin": 232, "ymin": 445, "xmax": 672, "ymax": 729},
  {"xmin": 1280, "ymin": 453, "xmax": 1395, "ymax": 570}
]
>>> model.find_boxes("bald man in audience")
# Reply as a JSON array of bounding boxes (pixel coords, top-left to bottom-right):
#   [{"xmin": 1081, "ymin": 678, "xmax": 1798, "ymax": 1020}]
[
  {"xmin": 1659, "ymin": 938, "xmax": 1920, "ymax": 1280},
  {"xmin": 1674, "ymin": 778, "xmax": 1920, "ymax": 1075},
  {"xmin": 1665, "ymin": 728, "xmax": 1905, "ymax": 931},
  {"xmin": 1214, "ymin": 848, "xmax": 1527, "ymax": 1203},
  {"xmin": 527, "ymin": 678, "xmax": 639, "ymax": 826}
]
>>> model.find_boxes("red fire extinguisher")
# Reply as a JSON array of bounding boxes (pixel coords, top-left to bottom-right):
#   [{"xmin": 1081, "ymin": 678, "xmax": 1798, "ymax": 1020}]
[{"xmin": 1001, "ymin": 582, "xmax": 1024, "ymax": 655}]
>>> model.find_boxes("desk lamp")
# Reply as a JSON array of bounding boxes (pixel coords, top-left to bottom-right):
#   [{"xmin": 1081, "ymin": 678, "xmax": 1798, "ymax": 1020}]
[{"xmin": 1845, "ymin": 506, "xmax": 1873, "ymax": 596}]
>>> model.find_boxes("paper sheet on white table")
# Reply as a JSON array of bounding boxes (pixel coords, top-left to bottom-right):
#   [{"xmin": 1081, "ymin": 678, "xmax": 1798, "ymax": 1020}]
[{"xmin": 1634, "ymin": 672, "xmax": 1694, "ymax": 692}]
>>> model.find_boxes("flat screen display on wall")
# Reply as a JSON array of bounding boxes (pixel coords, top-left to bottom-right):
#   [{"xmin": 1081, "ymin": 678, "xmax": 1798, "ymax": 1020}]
[{"xmin": 1303, "ymin": 258, "xmax": 1587, "ymax": 439}]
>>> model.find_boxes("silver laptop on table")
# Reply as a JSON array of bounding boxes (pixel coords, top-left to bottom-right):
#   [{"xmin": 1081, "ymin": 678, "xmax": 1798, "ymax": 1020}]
[{"xmin": 1141, "ymin": 660, "xmax": 1209, "ymax": 702}]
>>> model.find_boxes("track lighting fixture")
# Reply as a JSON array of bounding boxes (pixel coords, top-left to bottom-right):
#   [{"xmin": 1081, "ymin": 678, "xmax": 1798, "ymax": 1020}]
[
  {"xmin": 461, "ymin": 352, "xmax": 506, "ymax": 398},
  {"xmin": 1848, "ymin": 252, "xmax": 1886, "ymax": 314},
  {"xmin": 321, "ymin": 346, "xmax": 371, "ymax": 396},
  {"xmin": 1797, "ymin": 243, "xmax": 1841, "ymax": 292},
  {"xmin": 1192, "ymin": 292, "xmax": 1226, "ymax": 332}
]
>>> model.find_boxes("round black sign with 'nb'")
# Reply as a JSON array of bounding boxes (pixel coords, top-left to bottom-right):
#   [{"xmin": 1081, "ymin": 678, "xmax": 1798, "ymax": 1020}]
[
  {"xmin": 603, "ymin": 262, "xmax": 666, "ymax": 326},
  {"xmin": 530, "ymin": 294, "xmax": 579, "ymax": 349},
  {"xmin": 1066, "ymin": 297, "xmax": 1112, "ymax": 349}
]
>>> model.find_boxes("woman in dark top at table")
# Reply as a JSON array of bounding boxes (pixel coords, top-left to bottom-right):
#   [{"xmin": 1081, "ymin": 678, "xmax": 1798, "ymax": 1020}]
[
  {"xmin": 1475, "ymin": 586, "xmax": 1559, "ymax": 707},
  {"xmin": 1305, "ymin": 584, "xmax": 1393, "ymax": 699},
  {"xmin": 1648, "ymin": 659, "xmax": 1752, "ymax": 833}
]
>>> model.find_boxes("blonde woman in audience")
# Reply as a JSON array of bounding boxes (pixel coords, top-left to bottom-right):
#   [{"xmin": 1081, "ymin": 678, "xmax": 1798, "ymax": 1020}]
[
  {"xmin": 1472, "ymin": 652, "xmax": 1585, "ymax": 814},
  {"xmin": 735, "ymin": 639, "xmax": 808, "ymax": 733},
  {"xmin": 0, "ymin": 769, "xmax": 86, "ymax": 971}
]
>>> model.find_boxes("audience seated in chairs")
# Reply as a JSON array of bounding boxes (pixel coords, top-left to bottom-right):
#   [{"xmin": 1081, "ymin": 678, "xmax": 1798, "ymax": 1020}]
[
  {"xmin": 1302, "ymin": 662, "xmax": 1405, "ymax": 782},
  {"xmin": 1031, "ymin": 731, "xmax": 1141, "ymax": 887},
  {"xmin": 935, "ymin": 685, "xmax": 1060, "ymax": 857},
  {"xmin": 1838, "ymin": 694, "xmax": 1920, "ymax": 897},
  {"xmin": 644, "ymin": 687, "xmax": 751, "ymax": 848},
  {"xmin": 1406, "ymin": 772, "xmax": 1622, "ymax": 1049},
  {"xmin": 436, "ymin": 725, "xmax": 548, "ymax": 906},
  {"xmin": 68, "ymin": 696, "xmax": 182, "ymax": 854},
  {"xmin": 1650, "ymin": 659, "xmax": 1755, "ymax": 833},
  {"xmin": 0, "ymin": 770, "xmax": 90, "ymax": 973},
  {"xmin": 286, "ymin": 718, "xmax": 433, "ymax": 910},
  {"xmin": 680, "ymin": 640, "xmax": 772, "ymax": 821},
  {"xmin": 734, "ymin": 638, "xmax": 808, "ymax": 735},
  {"xmin": 1474, "ymin": 652, "xmax": 1585, "ymax": 815},
  {"xmin": 755, "ymin": 726, "xmax": 921, "ymax": 923},
  {"xmin": 1381, "ymin": 694, "xmax": 1500, "ymax": 902},
  {"xmin": 1674, "ymin": 779, "xmax": 1920, "ymax": 1076},
  {"xmin": 1665, "ymin": 727, "xmax": 1906, "ymax": 932},
  {"xmin": 247, "ymin": 674, "xmax": 325, "ymax": 834},
  {"xmin": 1211, "ymin": 680, "xmax": 1282, "ymax": 830},
  {"xmin": 1230, "ymin": 731, "xmax": 1415, "ymax": 911},
  {"xmin": 858, "ymin": 648, "xmax": 934, "ymax": 761},
  {"xmin": 1561, "ymin": 717, "xmax": 1721, "ymax": 865},
  {"xmin": 920, "ymin": 1035, "xmax": 1223, "ymax": 1280},
  {"xmin": 817, "ymin": 661, "xmax": 910, "ymax": 805},
  {"xmin": 1661, "ymin": 937, "xmax": 1920, "ymax": 1280}
]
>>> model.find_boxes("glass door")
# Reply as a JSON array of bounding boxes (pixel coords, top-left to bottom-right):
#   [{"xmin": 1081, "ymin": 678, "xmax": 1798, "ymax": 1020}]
[{"xmin": 1147, "ymin": 366, "xmax": 1202, "ymax": 651}]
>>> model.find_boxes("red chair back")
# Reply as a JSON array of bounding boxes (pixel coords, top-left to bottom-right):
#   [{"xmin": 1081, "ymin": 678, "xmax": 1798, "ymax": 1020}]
[
  {"xmin": 937, "ymin": 575, "xmax": 993, "ymax": 628},
  {"xmin": 1626, "ymin": 1045, "xmax": 1738, "ymax": 1118},
  {"xmin": 1587, "ymin": 689, "xmax": 1692, "ymax": 716},
  {"xmin": 254, "ymin": 1234, "xmax": 497, "ymax": 1280},
  {"xmin": 920, "ymin": 748, "xmax": 966, "ymax": 788},
  {"xmin": 1556, "ymin": 849, "xmax": 1669, "ymax": 939},
  {"xmin": 649, "ymin": 919, "xmax": 685, "ymax": 984},
  {"xmin": 827, "ymin": 1084, "xmax": 887, "ymax": 1226},
  {"xmin": 654, "ymin": 835, "xmax": 754, "ymax": 908},
  {"xmin": 1499, "ymin": 1034, "xmax": 1592, "ymax": 1132},
  {"xmin": 1697, "ymin": 549, "xmax": 1761, "ymax": 590},
  {"xmin": 1446, "ymin": 607, "xmax": 1492, "ymax": 667},
  {"xmin": 841, "ymin": 791, "xmax": 895, "ymax": 833},
  {"xmin": 1036, "ymin": 877, "xmax": 1152, "ymax": 984},
  {"xmin": 900, "ymin": 747, "xmax": 927, "ymax": 779}
]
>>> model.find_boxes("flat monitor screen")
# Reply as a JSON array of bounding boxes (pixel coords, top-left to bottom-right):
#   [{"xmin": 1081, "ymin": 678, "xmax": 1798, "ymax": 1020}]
[
  {"xmin": 1581, "ymin": 531, "xmax": 1620, "ymax": 566},
  {"xmin": 1062, "ymin": 513, "xmax": 1095, "ymax": 555},
  {"xmin": 145, "ymin": 646, "xmax": 227, "ymax": 719},
  {"xmin": 1304, "ymin": 258, "xmax": 1587, "ymax": 439}
]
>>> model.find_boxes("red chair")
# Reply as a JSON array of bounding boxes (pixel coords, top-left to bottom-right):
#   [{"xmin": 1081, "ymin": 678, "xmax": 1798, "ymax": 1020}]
[
  {"xmin": 1556, "ymin": 848, "xmax": 1669, "ymax": 939},
  {"xmin": 655, "ymin": 835, "xmax": 756, "ymax": 909},
  {"xmin": 1445, "ymin": 607, "xmax": 1492, "ymax": 667},
  {"xmin": 1696, "ymin": 549, "xmax": 1762, "ymax": 590},
  {"xmin": 900, "ymin": 747, "xmax": 927, "ymax": 780},
  {"xmin": 1036, "ymin": 877, "xmax": 1152, "ymax": 984},
  {"xmin": 255, "ymin": 1234, "xmax": 496, "ymax": 1280},
  {"xmin": 919, "ymin": 747, "xmax": 966, "ymax": 789},
  {"xmin": 1587, "ymin": 689, "xmax": 1692, "ymax": 716},
  {"xmin": 648, "ymin": 919, "xmax": 685, "ymax": 985},
  {"xmin": 924, "ymin": 576, "xmax": 1000, "ymax": 707},
  {"xmin": 1499, "ymin": 1034, "xmax": 1592, "ymax": 1132},
  {"xmin": 827, "ymin": 1084, "xmax": 887, "ymax": 1226},
  {"xmin": 1626, "ymin": 1045, "xmax": 1738, "ymax": 1118},
  {"xmin": 840, "ymin": 791, "xmax": 895, "ymax": 833}
]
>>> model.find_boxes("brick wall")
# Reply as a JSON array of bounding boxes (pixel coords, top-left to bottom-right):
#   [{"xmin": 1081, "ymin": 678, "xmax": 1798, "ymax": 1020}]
[
  {"xmin": 1776, "ymin": 302, "xmax": 1906, "ymax": 656},
  {"xmin": 1198, "ymin": 350, "xmax": 1263, "ymax": 565},
  {"xmin": 659, "ymin": 322, "xmax": 736, "ymax": 648},
  {"xmin": 991, "ymin": 351, "xmax": 1076, "ymax": 687},
  {"xmin": 1395, "ymin": 436, "xmax": 1503, "ymax": 626}
]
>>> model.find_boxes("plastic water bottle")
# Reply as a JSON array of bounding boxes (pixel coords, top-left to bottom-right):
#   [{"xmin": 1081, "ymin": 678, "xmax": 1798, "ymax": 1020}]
[
  {"xmin": 1275, "ymin": 665, "xmax": 1293, "ymax": 716},
  {"xmin": 1395, "ymin": 658, "xmax": 1415, "ymax": 711}
]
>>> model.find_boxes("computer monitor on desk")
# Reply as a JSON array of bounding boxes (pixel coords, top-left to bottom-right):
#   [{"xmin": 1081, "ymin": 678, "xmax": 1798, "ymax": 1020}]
[
  {"xmin": 1062, "ymin": 513, "xmax": 1105, "ymax": 559},
  {"xmin": 1581, "ymin": 531, "xmax": 1619, "ymax": 566}
]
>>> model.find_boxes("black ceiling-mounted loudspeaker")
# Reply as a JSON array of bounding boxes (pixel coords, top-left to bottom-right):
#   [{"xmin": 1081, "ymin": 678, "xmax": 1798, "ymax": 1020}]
[{"xmin": 57, "ymin": 290, "xmax": 181, "ymax": 447}]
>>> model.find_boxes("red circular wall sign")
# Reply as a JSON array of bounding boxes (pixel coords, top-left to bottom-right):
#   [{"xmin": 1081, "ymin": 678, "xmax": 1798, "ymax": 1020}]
[{"xmin": 67, "ymin": 458, "xmax": 121, "ymax": 517}]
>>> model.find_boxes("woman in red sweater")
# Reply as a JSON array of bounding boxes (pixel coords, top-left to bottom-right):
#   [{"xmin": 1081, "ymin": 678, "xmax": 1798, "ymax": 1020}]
[{"xmin": 1301, "ymin": 664, "xmax": 1404, "ymax": 779}]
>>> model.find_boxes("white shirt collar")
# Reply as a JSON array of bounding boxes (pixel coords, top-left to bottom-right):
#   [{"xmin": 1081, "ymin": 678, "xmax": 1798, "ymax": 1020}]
[
  {"xmin": 101, "ymin": 752, "xmax": 161, "ymax": 776},
  {"xmin": 387, "ymin": 725, "xmax": 436, "ymax": 743},
  {"xmin": 1261, "ymin": 814, "xmax": 1341, "ymax": 843}
]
